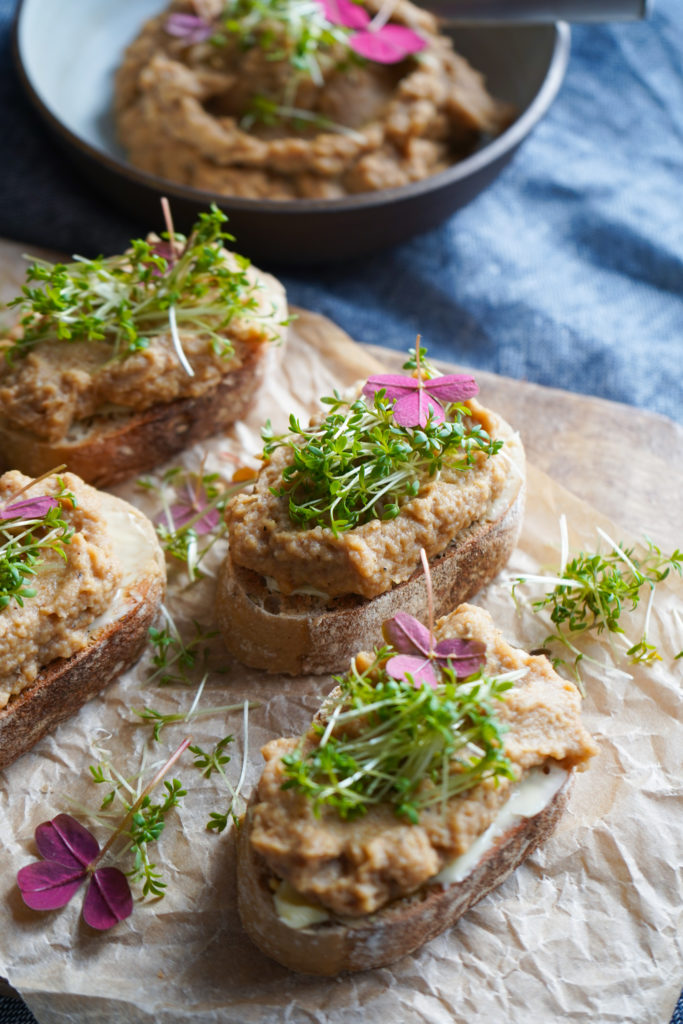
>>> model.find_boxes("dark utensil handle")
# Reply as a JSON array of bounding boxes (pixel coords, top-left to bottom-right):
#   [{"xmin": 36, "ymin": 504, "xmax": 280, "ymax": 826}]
[{"xmin": 424, "ymin": 0, "xmax": 652, "ymax": 21}]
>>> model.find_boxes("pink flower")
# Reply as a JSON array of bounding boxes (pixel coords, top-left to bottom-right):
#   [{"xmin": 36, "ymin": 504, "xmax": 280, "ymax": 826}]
[
  {"xmin": 318, "ymin": 0, "xmax": 425, "ymax": 64},
  {"xmin": 17, "ymin": 814, "xmax": 133, "ymax": 931},
  {"xmin": 165, "ymin": 13, "xmax": 214, "ymax": 44},
  {"xmin": 363, "ymin": 371, "xmax": 478, "ymax": 427},
  {"xmin": 382, "ymin": 611, "xmax": 486, "ymax": 688}
]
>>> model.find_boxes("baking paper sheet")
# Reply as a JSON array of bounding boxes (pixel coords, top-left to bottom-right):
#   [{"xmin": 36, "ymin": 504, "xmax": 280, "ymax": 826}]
[{"xmin": 0, "ymin": 303, "xmax": 681, "ymax": 1024}]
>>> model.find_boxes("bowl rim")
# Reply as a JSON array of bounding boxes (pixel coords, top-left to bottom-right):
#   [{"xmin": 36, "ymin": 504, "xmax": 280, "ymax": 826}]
[{"xmin": 12, "ymin": 1, "xmax": 570, "ymax": 215}]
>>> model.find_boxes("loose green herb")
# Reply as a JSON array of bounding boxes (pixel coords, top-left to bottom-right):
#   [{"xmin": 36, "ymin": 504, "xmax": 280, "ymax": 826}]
[
  {"xmin": 513, "ymin": 521, "xmax": 683, "ymax": 681},
  {"xmin": 139, "ymin": 463, "xmax": 250, "ymax": 582},
  {"xmin": 282, "ymin": 651, "xmax": 516, "ymax": 823},
  {"xmin": 5, "ymin": 206, "xmax": 276, "ymax": 365},
  {"xmin": 87, "ymin": 739, "xmax": 190, "ymax": 900},
  {"xmin": 190, "ymin": 701, "xmax": 252, "ymax": 832},
  {"xmin": 262, "ymin": 349, "xmax": 501, "ymax": 534},
  {"xmin": 0, "ymin": 478, "xmax": 76, "ymax": 611},
  {"xmin": 148, "ymin": 614, "xmax": 219, "ymax": 686}
]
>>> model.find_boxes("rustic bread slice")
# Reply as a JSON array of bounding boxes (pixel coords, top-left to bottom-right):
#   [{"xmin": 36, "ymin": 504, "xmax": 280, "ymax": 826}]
[
  {"xmin": 216, "ymin": 425, "xmax": 525, "ymax": 675},
  {"xmin": 0, "ymin": 337, "xmax": 274, "ymax": 489},
  {"xmin": 237, "ymin": 769, "xmax": 571, "ymax": 975},
  {"xmin": 0, "ymin": 492, "xmax": 165, "ymax": 770}
]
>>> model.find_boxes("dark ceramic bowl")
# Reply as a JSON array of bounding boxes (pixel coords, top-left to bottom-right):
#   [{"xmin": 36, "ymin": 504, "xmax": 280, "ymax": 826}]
[{"xmin": 14, "ymin": 0, "xmax": 570, "ymax": 265}]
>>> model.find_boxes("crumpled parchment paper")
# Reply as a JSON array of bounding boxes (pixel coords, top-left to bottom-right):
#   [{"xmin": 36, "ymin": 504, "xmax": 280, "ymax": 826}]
[{"xmin": 0, "ymin": 308, "xmax": 681, "ymax": 1024}]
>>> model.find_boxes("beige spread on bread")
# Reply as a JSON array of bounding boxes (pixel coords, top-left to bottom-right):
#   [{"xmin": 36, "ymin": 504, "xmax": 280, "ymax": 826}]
[
  {"xmin": 0, "ymin": 255, "xmax": 286, "ymax": 446},
  {"xmin": 114, "ymin": 0, "xmax": 512, "ymax": 200},
  {"xmin": 0, "ymin": 471, "xmax": 123, "ymax": 707},
  {"xmin": 248, "ymin": 605, "xmax": 597, "ymax": 917},
  {"xmin": 228, "ymin": 401, "xmax": 514, "ymax": 599}
]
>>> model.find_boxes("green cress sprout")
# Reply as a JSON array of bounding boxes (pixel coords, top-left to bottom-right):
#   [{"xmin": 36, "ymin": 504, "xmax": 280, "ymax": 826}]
[
  {"xmin": 0, "ymin": 468, "xmax": 76, "ymax": 611},
  {"xmin": 282, "ymin": 547, "xmax": 515, "ymax": 823},
  {"xmin": 138, "ymin": 461, "xmax": 253, "ymax": 582},
  {"xmin": 262, "ymin": 345, "xmax": 502, "ymax": 534},
  {"xmin": 513, "ymin": 516, "xmax": 683, "ymax": 684},
  {"xmin": 4, "ymin": 205, "xmax": 274, "ymax": 369},
  {"xmin": 282, "ymin": 648, "xmax": 517, "ymax": 824}
]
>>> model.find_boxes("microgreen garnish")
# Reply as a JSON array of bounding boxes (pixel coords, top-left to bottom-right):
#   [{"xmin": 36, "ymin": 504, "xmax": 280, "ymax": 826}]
[
  {"xmin": 5, "ymin": 206, "xmax": 271, "ymax": 366},
  {"xmin": 513, "ymin": 517, "xmax": 683, "ymax": 682},
  {"xmin": 262, "ymin": 346, "xmax": 500, "ymax": 533},
  {"xmin": 17, "ymin": 739, "xmax": 190, "ymax": 927},
  {"xmin": 0, "ymin": 472, "xmax": 76, "ymax": 611},
  {"xmin": 165, "ymin": 0, "xmax": 424, "ymax": 133},
  {"xmin": 140, "ymin": 463, "xmax": 249, "ymax": 582},
  {"xmin": 282, "ymin": 653, "xmax": 515, "ymax": 823}
]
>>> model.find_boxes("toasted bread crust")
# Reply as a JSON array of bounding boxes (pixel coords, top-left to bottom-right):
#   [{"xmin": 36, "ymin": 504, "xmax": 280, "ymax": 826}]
[
  {"xmin": 0, "ymin": 340, "xmax": 271, "ymax": 488},
  {"xmin": 237, "ymin": 774, "xmax": 571, "ymax": 975},
  {"xmin": 216, "ymin": 443, "xmax": 525, "ymax": 675},
  {"xmin": 0, "ymin": 497, "xmax": 165, "ymax": 769}
]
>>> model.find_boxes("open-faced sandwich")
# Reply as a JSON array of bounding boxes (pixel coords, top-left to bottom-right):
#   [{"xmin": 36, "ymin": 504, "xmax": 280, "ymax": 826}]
[
  {"xmin": 115, "ymin": 0, "xmax": 512, "ymax": 199},
  {"xmin": 237, "ymin": 599, "xmax": 597, "ymax": 974},
  {"xmin": 0, "ymin": 469, "xmax": 165, "ymax": 769},
  {"xmin": 217, "ymin": 346, "xmax": 525, "ymax": 673},
  {"xmin": 0, "ymin": 206, "xmax": 288, "ymax": 487}
]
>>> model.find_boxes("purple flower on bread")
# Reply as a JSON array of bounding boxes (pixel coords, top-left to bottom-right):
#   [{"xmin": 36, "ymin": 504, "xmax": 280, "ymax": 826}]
[
  {"xmin": 382, "ymin": 611, "xmax": 486, "ymax": 689},
  {"xmin": 0, "ymin": 496, "xmax": 58, "ymax": 520},
  {"xmin": 17, "ymin": 814, "xmax": 133, "ymax": 931},
  {"xmin": 362, "ymin": 372, "xmax": 478, "ymax": 428},
  {"xmin": 165, "ymin": 13, "xmax": 214, "ymax": 44},
  {"xmin": 317, "ymin": 0, "xmax": 425, "ymax": 64}
]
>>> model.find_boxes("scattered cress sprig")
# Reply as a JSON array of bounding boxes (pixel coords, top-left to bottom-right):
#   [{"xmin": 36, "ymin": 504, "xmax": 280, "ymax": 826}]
[
  {"xmin": 513, "ymin": 517, "xmax": 683, "ymax": 684},
  {"xmin": 138, "ymin": 462, "xmax": 252, "ymax": 582},
  {"xmin": 262, "ymin": 346, "xmax": 501, "ymax": 534}
]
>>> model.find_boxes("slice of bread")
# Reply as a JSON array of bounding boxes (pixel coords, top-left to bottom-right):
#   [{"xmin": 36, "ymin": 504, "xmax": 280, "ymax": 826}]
[
  {"xmin": 0, "ymin": 491, "xmax": 165, "ymax": 769},
  {"xmin": 216, "ymin": 419, "xmax": 525, "ymax": 675},
  {"xmin": 236, "ymin": 602, "xmax": 597, "ymax": 974},
  {"xmin": 0, "ymin": 335, "xmax": 273, "ymax": 489},
  {"xmin": 237, "ymin": 769, "xmax": 570, "ymax": 975}
]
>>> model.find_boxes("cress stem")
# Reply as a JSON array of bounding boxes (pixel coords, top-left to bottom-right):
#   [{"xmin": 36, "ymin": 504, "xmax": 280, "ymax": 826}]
[{"xmin": 91, "ymin": 736, "xmax": 192, "ymax": 869}]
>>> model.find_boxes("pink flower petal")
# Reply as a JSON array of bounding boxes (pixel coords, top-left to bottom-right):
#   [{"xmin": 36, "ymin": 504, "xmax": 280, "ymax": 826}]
[
  {"xmin": 382, "ymin": 611, "xmax": 432, "ymax": 657},
  {"xmin": 349, "ymin": 24, "xmax": 426, "ymax": 64},
  {"xmin": 35, "ymin": 814, "xmax": 99, "ymax": 869},
  {"xmin": 434, "ymin": 637, "xmax": 486, "ymax": 678},
  {"xmin": 318, "ymin": 0, "xmax": 370, "ymax": 28},
  {"xmin": 362, "ymin": 374, "xmax": 419, "ymax": 402},
  {"xmin": 0, "ymin": 496, "xmax": 58, "ymax": 520},
  {"xmin": 165, "ymin": 13, "xmax": 214, "ymax": 43},
  {"xmin": 424, "ymin": 375, "xmax": 479, "ymax": 404},
  {"xmin": 385, "ymin": 654, "xmax": 437, "ymax": 689},
  {"xmin": 164, "ymin": 500, "xmax": 220, "ymax": 536},
  {"xmin": 392, "ymin": 390, "xmax": 445, "ymax": 427},
  {"xmin": 82, "ymin": 868, "xmax": 133, "ymax": 931},
  {"xmin": 17, "ymin": 861, "xmax": 86, "ymax": 911}
]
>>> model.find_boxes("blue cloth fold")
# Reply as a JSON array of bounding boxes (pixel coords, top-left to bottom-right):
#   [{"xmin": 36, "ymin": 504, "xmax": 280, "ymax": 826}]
[{"xmin": 0, "ymin": 0, "xmax": 681, "ymax": 1019}]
